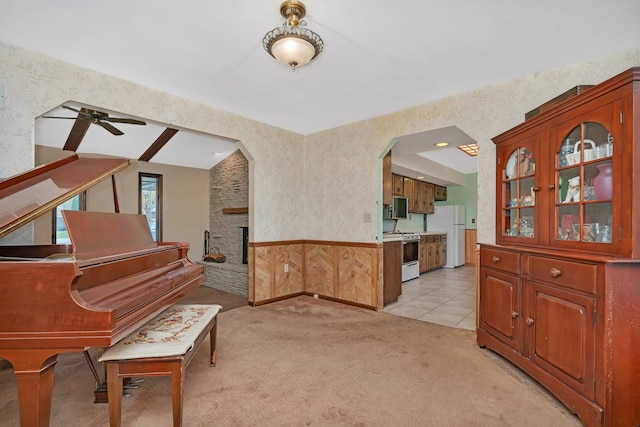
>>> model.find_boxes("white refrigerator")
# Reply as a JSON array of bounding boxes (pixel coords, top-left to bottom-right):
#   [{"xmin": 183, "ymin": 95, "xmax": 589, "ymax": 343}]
[{"xmin": 427, "ymin": 205, "xmax": 465, "ymax": 268}]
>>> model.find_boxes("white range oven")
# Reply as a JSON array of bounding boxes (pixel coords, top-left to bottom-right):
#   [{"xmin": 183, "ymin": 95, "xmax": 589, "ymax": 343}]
[{"xmin": 401, "ymin": 232, "xmax": 420, "ymax": 282}]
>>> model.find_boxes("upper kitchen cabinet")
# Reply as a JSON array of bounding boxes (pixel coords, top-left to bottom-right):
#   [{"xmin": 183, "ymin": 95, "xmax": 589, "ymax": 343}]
[
  {"xmin": 383, "ymin": 152, "xmax": 392, "ymax": 206},
  {"xmin": 493, "ymin": 68, "xmax": 637, "ymax": 257},
  {"xmin": 392, "ymin": 174, "xmax": 404, "ymax": 196},
  {"xmin": 403, "ymin": 177, "xmax": 414, "ymax": 204},
  {"xmin": 434, "ymin": 185, "xmax": 447, "ymax": 201},
  {"xmin": 405, "ymin": 177, "xmax": 435, "ymax": 214},
  {"xmin": 421, "ymin": 182, "xmax": 436, "ymax": 213}
]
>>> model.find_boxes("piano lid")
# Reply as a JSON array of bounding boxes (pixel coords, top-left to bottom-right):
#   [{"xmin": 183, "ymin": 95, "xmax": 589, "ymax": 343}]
[{"xmin": 0, "ymin": 154, "xmax": 129, "ymax": 239}]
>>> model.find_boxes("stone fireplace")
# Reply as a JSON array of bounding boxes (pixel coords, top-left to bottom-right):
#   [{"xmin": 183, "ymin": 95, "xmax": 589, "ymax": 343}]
[{"xmin": 198, "ymin": 149, "xmax": 248, "ymax": 297}]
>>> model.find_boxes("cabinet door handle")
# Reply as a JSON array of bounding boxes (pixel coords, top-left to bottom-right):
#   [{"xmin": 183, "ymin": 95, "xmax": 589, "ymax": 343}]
[
  {"xmin": 525, "ymin": 317, "xmax": 535, "ymax": 326},
  {"xmin": 511, "ymin": 311, "xmax": 519, "ymax": 319},
  {"xmin": 550, "ymin": 268, "xmax": 562, "ymax": 278},
  {"xmin": 492, "ymin": 256, "xmax": 500, "ymax": 263},
  {"xmin": 547, "ymin": 184, "xmax": 556, "ymax": 190},
  {"xmin": 531, "ymin": 186, "xmax": 541, "ymax": 192}
]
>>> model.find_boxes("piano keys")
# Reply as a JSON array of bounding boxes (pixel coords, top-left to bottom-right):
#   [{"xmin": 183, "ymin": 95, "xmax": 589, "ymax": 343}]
[{"xmin": 0, "ymin": 154, "xmax": 205, "ymax": 426}]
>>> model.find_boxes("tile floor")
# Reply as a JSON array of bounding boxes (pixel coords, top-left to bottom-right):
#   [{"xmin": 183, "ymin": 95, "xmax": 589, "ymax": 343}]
[{"xmin": 383, "ymin": 265, "xmax": 477, "ymax": 330}]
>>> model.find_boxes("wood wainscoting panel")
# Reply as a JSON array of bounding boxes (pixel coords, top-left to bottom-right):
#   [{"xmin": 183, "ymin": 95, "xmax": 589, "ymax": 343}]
[
  {"xmin": 252, "ymin": 245, "xmax": 274, "ymax": 302},
  {"xmin": 337, "ymin": 245, "xmax": 379, "ymax": 307},
  {"xmin": 250, "ymin": 240, "xmax": 380, "ymax": 308},
  {"xmin": 465, "ymin": 229, "xmax": 477, "ymax": 265},
  {"xmin": 250, "ymin": 242, "xmax": 305, "ymax": 303},
  {"xmin": 274, "ymin": 243, "xmax": 304, "ymax": 297},
  {"xmin": 305, "ymin": 243, "xmax": 337, "ymax": 297}
]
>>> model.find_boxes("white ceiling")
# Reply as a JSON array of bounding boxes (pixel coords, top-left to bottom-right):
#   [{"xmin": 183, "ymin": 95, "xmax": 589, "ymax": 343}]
[
  {"xmin": 3, "ymin": 1, "xmax": 640, "ymax": 174},
  {"xmin": 35, "ymin": 103, "xmax": 239, "ymax": 170}
]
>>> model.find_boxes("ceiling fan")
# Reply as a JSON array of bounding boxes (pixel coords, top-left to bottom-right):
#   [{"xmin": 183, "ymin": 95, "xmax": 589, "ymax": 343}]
[{"xmin": 42, "ymin": 105, "xmax": 146, "ymax": 136}]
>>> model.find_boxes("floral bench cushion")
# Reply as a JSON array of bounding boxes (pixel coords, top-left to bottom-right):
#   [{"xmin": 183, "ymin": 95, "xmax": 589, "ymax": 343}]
[{"xmin": 99, "ymin": 304, "xmax": 221, "ymax": 361}]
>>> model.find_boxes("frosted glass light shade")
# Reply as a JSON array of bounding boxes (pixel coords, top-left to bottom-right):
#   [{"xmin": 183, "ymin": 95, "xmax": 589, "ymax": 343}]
[{"xmin": 271, "ymin": 36, "xmax": 315, "ymax": 68}]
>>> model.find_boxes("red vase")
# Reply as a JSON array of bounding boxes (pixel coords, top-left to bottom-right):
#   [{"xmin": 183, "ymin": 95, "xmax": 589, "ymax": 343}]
[{"xmin": 593, "ymin": 162, "xmax": 613, "ymax": 199}]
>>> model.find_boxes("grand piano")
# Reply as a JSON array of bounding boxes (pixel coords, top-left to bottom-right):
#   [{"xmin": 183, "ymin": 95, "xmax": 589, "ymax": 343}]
[{"xmin": 0, "ymin": 154, "xmax": 205, "ymax": 426}]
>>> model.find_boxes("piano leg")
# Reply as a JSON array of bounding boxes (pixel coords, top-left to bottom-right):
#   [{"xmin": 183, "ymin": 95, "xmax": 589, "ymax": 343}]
[{"xmin": 1, "ymin": 350, "xmax": 60, "ymax": 427}]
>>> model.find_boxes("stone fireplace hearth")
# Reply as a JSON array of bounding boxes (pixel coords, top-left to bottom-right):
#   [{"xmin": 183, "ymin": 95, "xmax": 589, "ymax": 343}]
[{"xmin": 198, "ymin": 149, "xmax": 248, "ymax": 297}]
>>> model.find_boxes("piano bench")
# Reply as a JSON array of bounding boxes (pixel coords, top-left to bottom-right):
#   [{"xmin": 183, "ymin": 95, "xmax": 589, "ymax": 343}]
[{"xmin": 98, "ymin": 304, "xmax": 221, "ymax": 427}]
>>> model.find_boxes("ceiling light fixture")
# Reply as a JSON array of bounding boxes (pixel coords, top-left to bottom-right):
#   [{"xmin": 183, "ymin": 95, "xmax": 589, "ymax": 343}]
[
  {"xmin": 263, "ymin": 1, "xmax": 324, "ymax": 71},
  {"xmin": 457, "ymin": 143, "xmax": 479, "ymax": 156},
  {"xmin": 435, "ymin": 142, "xmax": 449, "ymax": 147}
]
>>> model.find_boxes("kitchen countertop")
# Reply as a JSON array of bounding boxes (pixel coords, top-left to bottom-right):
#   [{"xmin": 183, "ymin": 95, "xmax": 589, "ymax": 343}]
[
  {"xmin": 382, "ymin": 231, "xmax": 447, "ymax": 242},
  {"xmin": 382, "ymin": 233, "xmax": 403, "ymax": 242}
]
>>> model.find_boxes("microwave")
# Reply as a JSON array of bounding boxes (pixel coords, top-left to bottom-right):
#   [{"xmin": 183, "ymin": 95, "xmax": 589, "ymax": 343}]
[{"xmin": 384, "ymin": 196, "xmax": 409, "ymax": 220}]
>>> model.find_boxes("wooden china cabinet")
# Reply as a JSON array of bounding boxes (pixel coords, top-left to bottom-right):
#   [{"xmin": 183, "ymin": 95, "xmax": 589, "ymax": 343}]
[{"xmin": 478, "ymin": 67, "xmax": 640, "ymax": 427}]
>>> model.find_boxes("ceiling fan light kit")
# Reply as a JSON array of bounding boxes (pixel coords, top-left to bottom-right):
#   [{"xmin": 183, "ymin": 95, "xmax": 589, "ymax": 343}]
[{"xmin": 263, "ymin": 0, "xmax": 324, "ymax": 71}]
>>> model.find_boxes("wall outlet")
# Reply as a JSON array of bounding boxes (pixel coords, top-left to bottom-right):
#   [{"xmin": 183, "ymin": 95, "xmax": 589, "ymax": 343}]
[
  {"xmin": 363, "ymin": 213, "xmax": 371, "ymax": 223},
  {"xmin": 284, "ymin": 263, "xmax": 289, "ymax": 273}
]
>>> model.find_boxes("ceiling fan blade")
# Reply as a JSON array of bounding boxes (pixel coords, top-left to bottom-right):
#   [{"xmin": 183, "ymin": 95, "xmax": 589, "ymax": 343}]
[
  {"xmin": 41, "ymin": 115, "xmax": 78, "ymax": 119},
  {"xmin": 62, "ymin": 115, "xmax": 92, "ymax": 152},
  {"xmin": 103, "ymin": 117, "xmax": 147, "ymax": 125},
  {"xmin": 96, "ymin": 121, "xmax": 124, "ymax": 136},
  {"xmin": 61, "ymin": 105, "xmax": 94, "ymax": 120},
  {"xmin": 61, "ymin": 105, "xmax": 82, "ymax": 114}
]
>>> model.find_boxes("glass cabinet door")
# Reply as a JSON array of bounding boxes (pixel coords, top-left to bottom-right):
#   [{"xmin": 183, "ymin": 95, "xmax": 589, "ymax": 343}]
[
  {"xmin": 501, "ymin": 143, "xmax": 538, "ymax": 241},
  {"xmin": 554, "ymin": 121, "xmax": 613, "ymax": 244}
]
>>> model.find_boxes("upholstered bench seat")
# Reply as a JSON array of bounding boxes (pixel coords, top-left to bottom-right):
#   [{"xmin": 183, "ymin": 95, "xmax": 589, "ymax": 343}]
[{"xmin": 99, "ymin": 304, "xmax": 221, "ymax": 427}]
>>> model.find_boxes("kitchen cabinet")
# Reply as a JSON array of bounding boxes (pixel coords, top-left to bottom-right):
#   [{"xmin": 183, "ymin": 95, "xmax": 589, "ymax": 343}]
[
  {"xmin": 407, "ymin": 179, "xmax": 435, "ymax": 214},
  {"xmin": 419, "ymin": 236, "xmax": 427, "ymax": 273},
  {"xmin": 389, "ymin": 173, "xmax": 436, "ymax": 214},
  {"xmin": 402, "ymin": 177, "xmax": 414, "ymax": 204},
  {"xmin": 434, "ymin": 185, "xmax": 447, "ymax": 201},
  {"xmin": 383, "ymin": 151, "xmax": 392, "ymax": 206},
  {"xmin": 428, "ymin": 237, "xmax": 437, "ymax": 270},
  {"xmin": 415, "ymin": 181, "xmax": 434, "ymax": 214},
  {"xmin": 419, "ymin": 234, "xmax": 445, "ymax": 273},
  {"xmin": 478, "ymin": 67, "xmax": 640, "ymax": 427},
  {"xmin": 392, "ymin": 174, "xmax": 404, "ymax": 196},
  {"xmin": 425, "ymin": 182, "xmax": 435, "ymax": 213},
  {"xmin": 438, "ymin": 235, "xmax": 447, "ymax": 267},
  {"xmin": 413, "ymin": 180, "xmax": 424, "ymax": 213},
  {"xmin": 383, "ymin": 240, "xmax": 402, "ymax": 305}
]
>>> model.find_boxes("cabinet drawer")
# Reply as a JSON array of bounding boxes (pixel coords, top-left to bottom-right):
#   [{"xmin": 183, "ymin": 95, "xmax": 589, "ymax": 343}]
[
  {"xmin": 529, "ymin": 256, "xmax": 597, "ymax": 294},
  {"xmin": 481, "ymin": 248, "xmax": 519, "ymax": 274}
]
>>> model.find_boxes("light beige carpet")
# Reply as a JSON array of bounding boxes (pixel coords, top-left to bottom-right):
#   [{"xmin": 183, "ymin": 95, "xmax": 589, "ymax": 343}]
[{"xmin": 0, "ymin": 296, "xmax": 581, "ymax": 426}]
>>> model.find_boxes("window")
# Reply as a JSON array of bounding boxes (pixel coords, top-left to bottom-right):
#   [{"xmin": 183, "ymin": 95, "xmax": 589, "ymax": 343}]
[
  {"xmin": 139, "ymin": 173, "xmax": 163, "ymax": 241},
  {"xmin": 52, "ymin": 193, "xmax": 86, "ymax": 244}
]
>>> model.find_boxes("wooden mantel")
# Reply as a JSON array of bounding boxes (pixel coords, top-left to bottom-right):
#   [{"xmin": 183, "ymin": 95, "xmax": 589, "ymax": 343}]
[{"xmin": 221, "ymin": 207, "xmax": 248, "ymax": 214}]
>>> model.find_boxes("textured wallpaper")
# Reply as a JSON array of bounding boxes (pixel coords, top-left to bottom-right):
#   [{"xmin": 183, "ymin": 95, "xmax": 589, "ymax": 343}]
[
  {"xmin": 304, "ymin": 48, "xmax": 640, "ymax": 244},
  {"xmin": 1, "ymin": 40, "xmax": 639, "ymax": 246},
  {"xmin": 0, "ymin": 41, "xmax": 305, "ymax": 243}
]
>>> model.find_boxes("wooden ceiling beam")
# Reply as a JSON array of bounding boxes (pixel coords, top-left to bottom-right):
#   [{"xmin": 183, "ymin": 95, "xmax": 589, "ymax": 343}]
[{"xmin": 138, "ymin": 128, "xmax": 179, "ymax": 162}]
